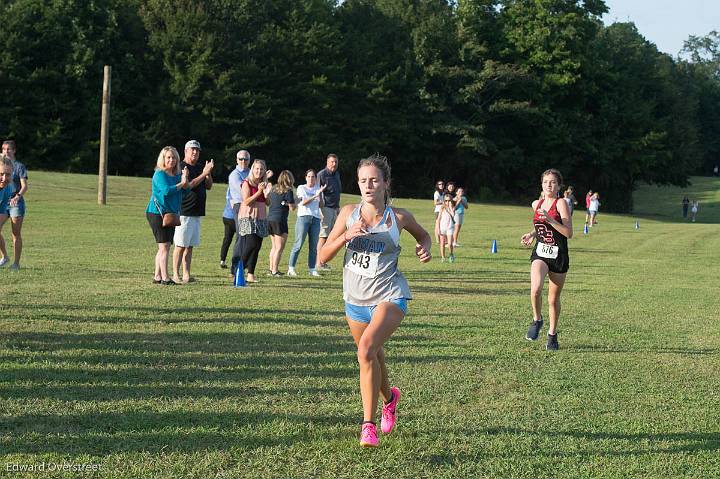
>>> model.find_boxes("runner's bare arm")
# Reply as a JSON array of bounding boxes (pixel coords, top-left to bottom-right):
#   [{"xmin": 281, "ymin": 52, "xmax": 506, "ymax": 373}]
[
  {"xmin": 394, "ymin": 208, "xmax": 432, "ymax": 263},
  {"xmin": 318, "ymin": 204, "xmax": 356, "ymax": 264}
]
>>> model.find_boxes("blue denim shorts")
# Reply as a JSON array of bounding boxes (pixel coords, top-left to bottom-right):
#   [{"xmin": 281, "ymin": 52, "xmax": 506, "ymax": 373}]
[
  {"xmin": 345, "ymin": 298, "xmax": 408, "ymax": 324},
  {"xmin": 8, "ymin": 200, "xmax": 25, "ymax": 218}
]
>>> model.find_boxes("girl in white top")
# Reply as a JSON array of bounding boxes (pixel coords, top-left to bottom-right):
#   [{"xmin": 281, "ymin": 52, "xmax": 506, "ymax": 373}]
[
  {"xmin": 319, "ymin": 154, "xmax": 431, "ymax": 448},
  {"xmin": 432, "ymin": 180, "xmax": 444, "ymax": 244},
  {"xmin": 588, "ymin": 192, "xmax": 600, "ymax": 227},
  {"xmin": 435, "ymin": 193, "xmax": 456, "ymax": 262},
  {"xmin": 287, "ymin": 169, "xmax": 326, "ymax": 276}
]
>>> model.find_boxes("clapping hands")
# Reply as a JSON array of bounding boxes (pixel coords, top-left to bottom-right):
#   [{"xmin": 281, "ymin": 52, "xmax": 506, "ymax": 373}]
[{"xmin": 202, "ymin": 159, "xmax": 214, "ymax": 176}]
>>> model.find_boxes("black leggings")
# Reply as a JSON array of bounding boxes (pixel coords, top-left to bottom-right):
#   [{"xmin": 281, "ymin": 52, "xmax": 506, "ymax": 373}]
[
  {"xmin": 239, "ymin": 234, "xmax": 263, "ymax": 275},
  {"xmin": 220, "ymin": 217, "xmax": 236, "ymax": 262}
]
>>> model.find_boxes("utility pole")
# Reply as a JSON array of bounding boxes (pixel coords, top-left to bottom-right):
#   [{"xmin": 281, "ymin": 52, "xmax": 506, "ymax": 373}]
[{"xmin": 98, "ymin": 65, "xmax": 111, "ymax": 205}]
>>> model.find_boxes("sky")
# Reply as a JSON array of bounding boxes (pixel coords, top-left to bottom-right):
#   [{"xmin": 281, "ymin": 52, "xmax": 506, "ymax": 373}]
[{"xmin": 601, "ymin": 0, "xmax": 719, "ymax": 56}]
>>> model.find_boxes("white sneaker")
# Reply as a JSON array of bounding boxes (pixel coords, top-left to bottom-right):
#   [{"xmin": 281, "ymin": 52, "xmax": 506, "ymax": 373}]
[
  {"xmin": 0, "ymin": 257, "xmax": 8, "ymax": 267},
  {"xmin": 287, "ymin": 269, "xmax": 297, "ymax": 277},
  {"xmin": 309, "ymin": 269, "xmax": 321, "ymax": 277}
]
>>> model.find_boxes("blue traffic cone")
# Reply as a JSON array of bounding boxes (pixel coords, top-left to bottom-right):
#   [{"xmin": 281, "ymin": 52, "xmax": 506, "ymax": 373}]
[
  {"xmin": 583, "ymin": 223, "xmax": 589, "ymax": 235},
  {"xmin": 491, "ymin": 239, "xmax": 498, "ymax": 254},
  {"xmin": 635, "ymin": 220, "xmax": 640, "ymax": 229},
  {"xmin": 234, "ymin": 260, "xmax": 246, "ymax": 287}
]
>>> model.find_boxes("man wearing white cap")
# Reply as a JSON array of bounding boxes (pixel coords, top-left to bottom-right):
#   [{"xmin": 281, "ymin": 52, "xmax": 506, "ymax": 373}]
[{"xmin": 173, "ymin": 140, "xmax": 214, "ymax": 283}]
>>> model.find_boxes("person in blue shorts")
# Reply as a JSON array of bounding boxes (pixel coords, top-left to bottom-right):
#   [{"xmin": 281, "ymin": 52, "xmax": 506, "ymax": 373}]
[
  {"xmin": 0, "ymin": 141, "xmax": 27, "ymax": 270},
  {"xmin": 0, "ymin": 156, "xmax": 17, "ymax": 261},
  {"xmin": 319, "ymin": 153, "xmax": 432, "ymax": 448}
]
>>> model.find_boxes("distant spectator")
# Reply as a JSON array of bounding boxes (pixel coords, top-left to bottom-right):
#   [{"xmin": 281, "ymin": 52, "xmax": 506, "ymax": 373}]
[
  {"xmin": 317, "ymin": 153, "xmax": 341, "ymax": 271},
  {"xmin": 220, "ymin": 151, "xmax": 251, "ymax": 269},
  {"xmin": 588, "ymin": 192, "xmax": 601, "ymax": 227},
  {"xmin": 234, "ymin": 159, "xmax": 272, "ymax": 283},
  {"xmin": 682, "ymin": 196, "xmax": 690, "ymax": 218},
  {"xmin": 435, "ymin": 194, "xmax": 456, "ymax": 263},
  {"xmin": 0, "ymin": 156, "xmax": 17, "ymax": 264},
  {"xmin": 0, "ymin": 140, "xmax": 28, "ymax": 271},
  {"xmin": 584, "ymin": 189, "xmax": 593, "ymax": 226},
  {"xmin": 146, "ymin": 147, "xmax": 189, "ymax": 285},
  {"xmin": 287, "ymin": 169, "xmax": 325, "ymax": 277},
  {"xmin": 173, "ymin": 140, "xmax": 214, "ymax": 284},
  {"xmin": 452, "ymin": 186, "xmax": 468, "ymax": 247},
  {"xmin": 563, "ymin": 186, "xmax": 578, "ymax": 215},
  {"xmin": 433, "ymin": 180, "xmax": 445, "ymax": 243},
  {"xmin": 691, "ymin": 200, "xmax": 699, "ymax": 222},
  {"xmin": 267, "ymin": 170, "xmax": 296, "ymax": 276}
]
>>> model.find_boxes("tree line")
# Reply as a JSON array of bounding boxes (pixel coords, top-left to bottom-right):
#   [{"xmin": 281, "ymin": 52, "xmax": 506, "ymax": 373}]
[{"xmin": 1, "ymin": 0, "xmax": 718, "ymax": 211}]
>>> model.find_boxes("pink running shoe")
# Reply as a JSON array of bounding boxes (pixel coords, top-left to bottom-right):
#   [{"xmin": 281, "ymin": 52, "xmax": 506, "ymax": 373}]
[
  {"xmin": 360, "ymin": 422, "xmax": 379, "ymax": 447},
  {"xmin": 381, "ymin": 386, "xmax": 401, "ymax": 434}
]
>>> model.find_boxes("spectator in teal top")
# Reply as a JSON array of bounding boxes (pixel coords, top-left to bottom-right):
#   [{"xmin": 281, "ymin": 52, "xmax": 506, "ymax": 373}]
[
  {"xmin": 146, "ymin": 146, "xmax": 189, "ymax": 285},
  {"xmin": 0, "ymin": 156, "xmax": 16, "ymax": 265},
  {"xmin": 0, "ymin": 140, "xmax": 26, "ymax": 271}
]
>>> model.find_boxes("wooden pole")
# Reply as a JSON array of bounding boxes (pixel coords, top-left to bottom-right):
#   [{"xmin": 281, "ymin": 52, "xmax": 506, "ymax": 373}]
[{"xmin": 98, "ymin": 65, "xmax": 111, "ymax": 205}]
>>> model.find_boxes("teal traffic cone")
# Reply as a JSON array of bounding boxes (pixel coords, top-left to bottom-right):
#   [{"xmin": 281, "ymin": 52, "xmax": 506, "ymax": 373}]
[
  {"xmin": 583, "ymin": 223, "xmax": 589, "ymax": 235},
  {"xmin": 234, "ymin": 260, "xmax": 246, "ymax": 287},
  {"xmin": 491, "ymin": 239, "xmax": 498, "ymax": 254}
]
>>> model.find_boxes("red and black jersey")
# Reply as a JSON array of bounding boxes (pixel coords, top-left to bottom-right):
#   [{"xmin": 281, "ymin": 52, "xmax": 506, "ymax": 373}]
[{"xmin": 531, "ymin": 198, "xmax": 569, "ymax": 273}]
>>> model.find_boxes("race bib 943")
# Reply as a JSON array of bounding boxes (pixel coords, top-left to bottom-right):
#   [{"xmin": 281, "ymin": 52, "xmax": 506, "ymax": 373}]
[
  {"xmin": 346, "ymin": 251, "xmax": 379, "ymax": 278},
  {"xmin": 536, "ymin": 242, "xmax": 559, "ymax": 259}
]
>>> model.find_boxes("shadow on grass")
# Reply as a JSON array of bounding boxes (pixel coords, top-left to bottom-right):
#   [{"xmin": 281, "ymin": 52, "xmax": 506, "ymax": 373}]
[
  {"xmin": 569, "ymin": 344, "xmax": 716, "ymax": 355},
  {"xmin": 423, "ymin": 428, "xmax": 720, "ymax": 464},
  {"xmin": 0, "ymin": 329, "xmax": 491, "ymax": 455},
  {"xmin": 490, "ymin": 427, "xmax": 720, "ymax": 456},
  {"xmin": 12, "ymin": 303, "xmax": 343, "ymax": 327},
  {"xmin": 2, "ymin": 410, "xmax": 354, "ymax": 454}
]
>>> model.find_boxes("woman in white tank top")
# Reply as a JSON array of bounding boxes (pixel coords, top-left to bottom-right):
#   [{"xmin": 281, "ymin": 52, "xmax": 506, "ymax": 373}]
[{"xmin": 319, "ymin": 154, "xmax": 432, "ymax": 448}]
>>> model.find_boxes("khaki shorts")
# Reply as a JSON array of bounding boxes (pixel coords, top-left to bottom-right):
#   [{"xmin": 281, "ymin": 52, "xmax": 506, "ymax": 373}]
[
  {"xmin": 174, "ymin": 216, "xmax": 201, "ymax": 247},
  {"xmin": 319, "ymin": 206, "xmax": 338, "ymax": 238}
]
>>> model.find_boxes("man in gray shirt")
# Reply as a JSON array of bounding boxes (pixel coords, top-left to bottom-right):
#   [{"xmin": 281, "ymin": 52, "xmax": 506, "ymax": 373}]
[{"xmin": 317, "ymin": 153, "xmax": 341, "ymax": 270}]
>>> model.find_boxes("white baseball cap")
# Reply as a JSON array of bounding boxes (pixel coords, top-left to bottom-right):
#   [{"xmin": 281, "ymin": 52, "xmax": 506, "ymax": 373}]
[{"xmin": 184, "ymin": 140, "xmax": 202, "ymax": 150}]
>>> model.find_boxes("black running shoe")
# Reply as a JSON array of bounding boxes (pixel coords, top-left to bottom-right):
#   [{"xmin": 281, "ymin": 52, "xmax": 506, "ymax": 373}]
[
  {"xmin": 526, "ymin": 319, "xmax": 543, "ymax": 341},
  {"xmin": 546, "ymin": 333, "xmax": 559, "ymax": 351}
]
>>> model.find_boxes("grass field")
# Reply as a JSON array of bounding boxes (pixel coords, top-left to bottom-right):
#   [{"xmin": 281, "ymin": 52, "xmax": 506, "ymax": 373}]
[{"xmin": 1, "ymin": 171, "xmax": 718, "ymax": 478}]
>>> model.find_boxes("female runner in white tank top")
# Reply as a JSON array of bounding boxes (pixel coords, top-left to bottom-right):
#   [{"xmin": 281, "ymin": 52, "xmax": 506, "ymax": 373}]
[{"xmin": 319, "ymin": 154, "xmax": 432, "ymax": 447}]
